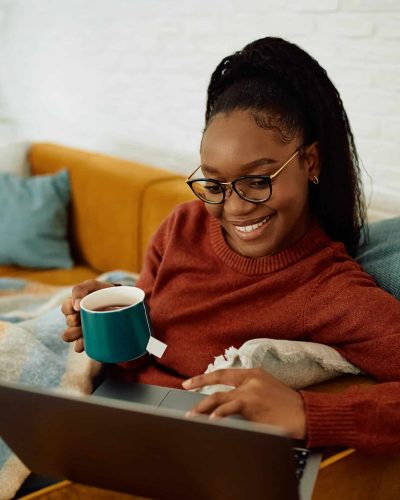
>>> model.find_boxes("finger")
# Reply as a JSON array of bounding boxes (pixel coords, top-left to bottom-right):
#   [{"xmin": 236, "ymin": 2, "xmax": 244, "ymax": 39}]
[
  {"xmin": 210, "ymin": 399, "xmax": 243, "ymax": 419},
  {"xmin": 74, "ymin": 338, "xmax": 85, "ymax": 353},
  {"xmin": 66, "ymin": 313, "xmax": 81, "ymax": 328},
  {"xmin": 71, "ymin": 280, "xmax": 111, "ymax": 311},
  {"xmin": 183, "ymin": 369, "xmax": 249, "ymax": 390},
  {"xmin": 188, "ymin": 391, "xmax": 234, "ymax": 416},
  {"xmin": 62, "ymin": 326, "xmax": 83, "ymax": 342},
  {"xmin": 61, "ymin": 297, "xmax": 74, "ymax": 316}
]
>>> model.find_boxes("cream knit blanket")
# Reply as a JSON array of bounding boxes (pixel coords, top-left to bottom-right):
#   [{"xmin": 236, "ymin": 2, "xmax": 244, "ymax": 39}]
[{"xmin": 199, "ymin": 338, "xmax": 362, "ymax": 394}]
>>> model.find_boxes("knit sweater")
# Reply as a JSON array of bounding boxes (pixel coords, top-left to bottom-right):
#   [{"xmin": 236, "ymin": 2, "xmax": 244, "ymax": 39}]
[{"xmin": 123, "ymin": 201, "xmax": 400, "ymax": 454}]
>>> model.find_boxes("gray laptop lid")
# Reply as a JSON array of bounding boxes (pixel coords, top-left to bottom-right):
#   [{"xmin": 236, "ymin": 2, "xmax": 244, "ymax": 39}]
[
  {"xmin": 0, "ymin": 381, "xmax": 300, "ymax": 500},
  {"xmin": 93, "ymin": 377, "xmax": 322, "ymax": 500}
]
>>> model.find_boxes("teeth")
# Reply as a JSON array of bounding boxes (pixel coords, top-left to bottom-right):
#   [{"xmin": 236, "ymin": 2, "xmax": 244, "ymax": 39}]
[{"xmin": 234, "ymin": 216, "xmax": 271, "ymax": 233}]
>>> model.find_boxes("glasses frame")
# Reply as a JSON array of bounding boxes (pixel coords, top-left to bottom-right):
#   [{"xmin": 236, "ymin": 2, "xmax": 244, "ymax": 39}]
[{"xmin": 185, "ymin": 145, "xmax": 303, "ymax": 205}]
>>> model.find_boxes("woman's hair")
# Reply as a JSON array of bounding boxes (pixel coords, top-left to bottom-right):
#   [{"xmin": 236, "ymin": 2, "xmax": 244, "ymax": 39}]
[{"xmin": 205, "ymin": 37, "xmax": 367, "ymax": 256}]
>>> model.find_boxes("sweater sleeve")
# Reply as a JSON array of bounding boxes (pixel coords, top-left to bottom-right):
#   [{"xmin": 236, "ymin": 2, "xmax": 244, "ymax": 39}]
[
  {"xmin": 303, "ymin": 258, "xmax": 400, "ymax": 382},
  {"xmin": 302, "ymin": 258, "xmax": 400, "ymax": 453},
  {"xmin": 300, "ymin": 382, "xmax": 400, "ymax": 455}
]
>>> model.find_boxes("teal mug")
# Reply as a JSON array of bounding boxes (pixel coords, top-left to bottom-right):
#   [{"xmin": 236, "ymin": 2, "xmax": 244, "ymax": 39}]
[{"xmin": 80, "ymin": 286, "xmax": 152, "ymax": 363}]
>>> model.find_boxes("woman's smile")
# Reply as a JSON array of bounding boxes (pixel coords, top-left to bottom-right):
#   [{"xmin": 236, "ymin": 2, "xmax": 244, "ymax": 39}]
[{"xmin": 229, "ymin": 214, "xmax": 274, "ymax": 239}]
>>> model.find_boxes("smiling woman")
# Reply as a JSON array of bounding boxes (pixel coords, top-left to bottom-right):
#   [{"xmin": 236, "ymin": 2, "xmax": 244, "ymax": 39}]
[
  {"xmin": 61, "ymin": 36, "xmax": 400, "ymax": 455},
  {"xmin": 197, "ymin": 111, "xmax": 318, "ymax": 257}
]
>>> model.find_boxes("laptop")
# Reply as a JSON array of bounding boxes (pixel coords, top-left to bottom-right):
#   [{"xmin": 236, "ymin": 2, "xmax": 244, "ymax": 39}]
[{"xmin": 0, "ymin": 379, "xmax": 322, "ymax": 500}]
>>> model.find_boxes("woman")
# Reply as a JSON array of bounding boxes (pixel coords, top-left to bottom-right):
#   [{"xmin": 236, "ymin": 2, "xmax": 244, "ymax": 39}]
[{"xmin": 62, "ymin": 37, "xmax": 400, "ymax": 455}]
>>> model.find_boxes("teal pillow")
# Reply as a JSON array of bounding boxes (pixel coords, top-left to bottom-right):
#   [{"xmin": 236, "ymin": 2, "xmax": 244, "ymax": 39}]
[
  {"xmin": 356, "ymin": 217, "xmax": 400, "ymax": 300},
  {"xmin": 0, "ymin": 170, "xmax": 73, "ymax": 269}
]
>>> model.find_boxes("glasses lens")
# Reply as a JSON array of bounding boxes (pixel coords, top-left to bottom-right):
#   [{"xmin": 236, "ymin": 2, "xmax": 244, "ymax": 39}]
[
  {"xmin": 235, "ymin": 177, "xmax": 271, "ymax": 202},
  {"xmin": 190, "ymin": 180, "xmax": 224, "ymax": 203}
]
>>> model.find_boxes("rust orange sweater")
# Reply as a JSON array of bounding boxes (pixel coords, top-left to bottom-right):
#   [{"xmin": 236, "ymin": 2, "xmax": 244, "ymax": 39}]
[{"xmin": 125, "ymin": 201, "xmax": 400, "ymax": 454}]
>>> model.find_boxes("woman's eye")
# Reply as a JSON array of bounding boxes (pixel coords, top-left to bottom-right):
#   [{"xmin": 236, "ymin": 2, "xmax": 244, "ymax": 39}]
[
  {"xmin": 205, "ymin": 183, "xmax": 223, "ymax": 193},
  {"xmin": 248, "ymin": 178, "xmax": 269, "ymax": 189}
]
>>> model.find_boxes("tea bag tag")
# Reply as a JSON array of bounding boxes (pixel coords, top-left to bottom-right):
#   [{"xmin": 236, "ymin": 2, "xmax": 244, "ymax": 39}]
[{"xmin": 146, "ymin": 336, "xmax": 167, "ymax": 358}]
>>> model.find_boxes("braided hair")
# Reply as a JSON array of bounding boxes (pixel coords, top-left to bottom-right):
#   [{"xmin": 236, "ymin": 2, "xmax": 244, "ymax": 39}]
[{"xmin": 205, "ymin": 37, "xmax": 366, "ymax": 256}]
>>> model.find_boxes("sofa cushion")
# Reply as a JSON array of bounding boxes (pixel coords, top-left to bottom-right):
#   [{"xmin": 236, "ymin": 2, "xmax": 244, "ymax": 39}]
[
  {"xmin": 356, "ymin": 217, "xmax": 400, "ymax": 300},
  {"xmin": 0, "ymin": 170, "xmax": 73, "ymax": 269},
  {"xmin": 0, "ymin": 264, "xmax": 99, "ymax": 286}
]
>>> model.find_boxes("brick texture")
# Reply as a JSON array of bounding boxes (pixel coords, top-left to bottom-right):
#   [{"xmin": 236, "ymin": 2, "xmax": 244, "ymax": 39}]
[{"xmin": 0, "ymin": 0, "xmax": 398, "ymax": 219}]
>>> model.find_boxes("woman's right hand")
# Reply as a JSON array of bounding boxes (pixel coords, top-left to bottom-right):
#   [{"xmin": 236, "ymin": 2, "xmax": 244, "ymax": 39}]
[{"xmin": 61, "ymin": 280, "xmax": 114, "ymax": 353}]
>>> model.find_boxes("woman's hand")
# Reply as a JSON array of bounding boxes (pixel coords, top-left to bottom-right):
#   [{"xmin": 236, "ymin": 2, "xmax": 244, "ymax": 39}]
[
  {"xmin": 182, "ymin": 368, "xmax": 307, "ymax": 440},
  {"xmin": 61, "ymin": 280, "xmax": 113, "ymax": 353}
]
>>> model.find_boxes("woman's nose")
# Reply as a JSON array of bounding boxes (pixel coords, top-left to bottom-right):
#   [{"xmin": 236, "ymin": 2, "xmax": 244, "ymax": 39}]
[
  {"xmin": 223, "ymin": 183, "xmax": 245, "ymax": 200},
  {"xmin": 223, "ymin": 187, "xmax": 255, "ymax": 214}
]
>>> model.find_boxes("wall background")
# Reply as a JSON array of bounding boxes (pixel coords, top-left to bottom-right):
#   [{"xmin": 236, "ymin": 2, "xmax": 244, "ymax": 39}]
[{"xmin": 0, "ymin": 0, "xmax": 399, "ymax": 218}]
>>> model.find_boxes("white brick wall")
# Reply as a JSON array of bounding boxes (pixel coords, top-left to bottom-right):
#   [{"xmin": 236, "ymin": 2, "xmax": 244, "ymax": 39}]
[{"xmin": 0, "ymin": 0, "xmax": 399, "ymax": 219}]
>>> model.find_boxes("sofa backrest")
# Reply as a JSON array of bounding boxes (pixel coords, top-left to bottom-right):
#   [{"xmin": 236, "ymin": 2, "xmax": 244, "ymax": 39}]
[{"xmin": 29, "ymin": 143, "xmax": 195, "ymax": 273}]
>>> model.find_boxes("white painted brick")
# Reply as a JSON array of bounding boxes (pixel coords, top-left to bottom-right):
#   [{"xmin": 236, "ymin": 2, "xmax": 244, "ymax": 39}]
[
  {"xmin": 369, "ymin": 188, "xmax": 400, "ymax": 210},
  {"xmin": 379, "ymin": 166, "xmax": 400, "ymax": 187},
  {"xmin": 370, "ymin": 65, "xmax": 400, "ymax": 91},
  {"xmin": 349, "ymin": 114, "xmax": 380, "ymax": 139},
  {"xmin": 364, "ymin": 40, "xmax": 400, "ymax": 64},
  {"xmin": 380, "ymin": 116, "xmax": 400, "ymax": 142},
  {"xmin": 367, "ymin": 166, "xmax": 399, "ymax": 187},
  {"xmin": 221, "ymin": 13, "xmax": 315, "ymax": 37},
  {"xmin": 229, "ymin": 0, "xmax": 285, "ymax": 11},
  {"xmin": 341, "ymin": 88, "xmax": 400, "ymax": 116},
  {"xmin": 285, "ymin": 0, "xmax": 339, "ymax": 12},
  {"xmin": 343, "ymin": 0, "xmax": 400, "ymax": 12},
  {"xmin": 376, "ymin": 15, "xmax": 400, "ymax": 39},
  {"xmin": 317, "ymin": 14, "xmax": 375, "ymax": 38},
  {"xmin": 329, "ymin": 63, "xmax": 373, "ymax": 87},
  {"xmin": 357, "ymin": 138, "xmax": 400, "ymax": 167},
  {"xmin": 304, "ymin": 37, "xmax": 400, "ymax": 65},
  {"xmin": 0, "ymin": 120, "xmax": 17, "ymax": 146}
]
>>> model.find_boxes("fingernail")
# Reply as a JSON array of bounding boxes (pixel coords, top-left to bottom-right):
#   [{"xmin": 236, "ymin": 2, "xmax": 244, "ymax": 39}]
[
  {"xmin": 73, "ymin": 299, "xmax": 80, "ymax": 311},
  {"xmin": 185, "ymin": 411, "xmax": 194, "ymax": 417},
  {"xmin": 210, "ymin": 412, "xmax": 217, "ymax": 419},
  {"xmin": 182, "ymin": 379, "xmax": 192, "ymax": 389}
]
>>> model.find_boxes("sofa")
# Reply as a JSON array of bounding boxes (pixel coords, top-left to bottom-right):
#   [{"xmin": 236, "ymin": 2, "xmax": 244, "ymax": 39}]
[{"xmin": 0, "ymin": 142, "xmax": 195, "ymax": 285}]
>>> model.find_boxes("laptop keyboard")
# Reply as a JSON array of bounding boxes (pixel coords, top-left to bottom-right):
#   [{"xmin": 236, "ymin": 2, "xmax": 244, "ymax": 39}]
[{"xmin": 293, "ymin": 447, "xmax": 311, "ymax": 480}]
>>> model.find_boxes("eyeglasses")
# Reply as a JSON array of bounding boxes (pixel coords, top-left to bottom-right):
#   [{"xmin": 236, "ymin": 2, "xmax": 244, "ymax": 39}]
[{"xmin": 185, "ymin": 146, "xmax": 302, "ymax": 205}]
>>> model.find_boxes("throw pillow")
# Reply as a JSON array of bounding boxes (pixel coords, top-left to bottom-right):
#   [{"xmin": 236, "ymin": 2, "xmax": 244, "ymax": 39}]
[
  {"xmin": 356, "ymin": 217, "xmax": 400, "ymax": 300},
  {"xmin": 0, "ymin": 170, "xmax": 73, "ymax": 269}
]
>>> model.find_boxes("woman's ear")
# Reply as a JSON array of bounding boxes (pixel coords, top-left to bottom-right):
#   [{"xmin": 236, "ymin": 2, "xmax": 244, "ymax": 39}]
[{"xmin": 303, "ymin": 142, "xmax": 320, "ymax": 180}]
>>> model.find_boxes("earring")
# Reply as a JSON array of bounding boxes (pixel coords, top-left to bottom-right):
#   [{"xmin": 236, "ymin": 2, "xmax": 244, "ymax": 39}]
[{"xmin": 311, "ymin": 176, "xmax": 319, "ymax": 185}]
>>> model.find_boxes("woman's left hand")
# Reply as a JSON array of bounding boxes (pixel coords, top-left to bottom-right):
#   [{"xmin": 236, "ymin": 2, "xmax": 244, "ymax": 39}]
[{"xmin": 182, "ymin": 368, "xmax": 307, "ymax": 440}]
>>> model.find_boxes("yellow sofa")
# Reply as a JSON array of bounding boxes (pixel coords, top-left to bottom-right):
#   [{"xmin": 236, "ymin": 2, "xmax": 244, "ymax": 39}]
[{"xmin": 0, "ymin": 143, "xmax": 195, "ymax": 285}]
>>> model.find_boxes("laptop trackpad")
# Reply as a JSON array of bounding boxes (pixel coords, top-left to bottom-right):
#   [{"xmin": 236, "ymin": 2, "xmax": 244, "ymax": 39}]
[
  {"xmin": 94, "ymin": 379, "xmax": 169, "ymax": 406},
  {"xmin": 160, "ymin": 389, "xmax": 205, "ymax": 411},
  {"xmin": 160, "ymin": 389, "xmax": 245, "ymax": 420}
]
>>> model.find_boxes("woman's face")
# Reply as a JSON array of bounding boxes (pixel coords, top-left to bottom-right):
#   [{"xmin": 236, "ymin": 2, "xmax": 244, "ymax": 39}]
[{"xmin": 200, "ymin": 110, "xmax": 320, "ymax": 258}]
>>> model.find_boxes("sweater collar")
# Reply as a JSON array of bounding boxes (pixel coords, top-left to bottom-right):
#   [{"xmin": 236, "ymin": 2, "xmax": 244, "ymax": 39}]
[{"xmin": 208, "ymin": 214, "xmax": 331, "ymax": 275}]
